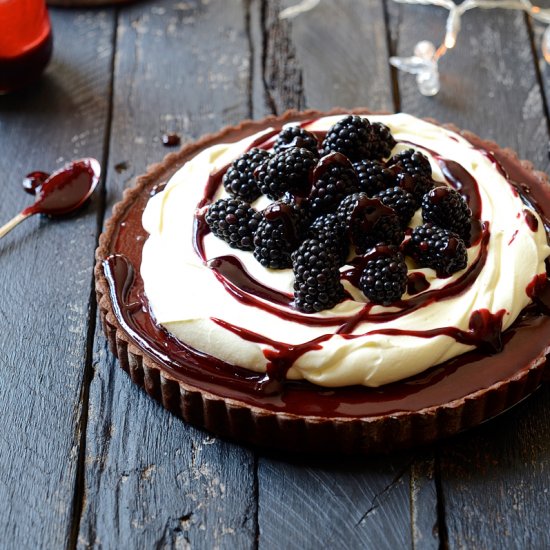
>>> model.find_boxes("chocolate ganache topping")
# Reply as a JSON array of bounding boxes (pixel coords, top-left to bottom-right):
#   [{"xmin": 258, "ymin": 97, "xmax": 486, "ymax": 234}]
[{"xmin": 103, "ymin": 113, "xmax": 550, "ymax": 414}]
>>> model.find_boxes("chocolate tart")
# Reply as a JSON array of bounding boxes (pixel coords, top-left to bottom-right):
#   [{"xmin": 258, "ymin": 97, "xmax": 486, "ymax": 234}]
[{"xmin": 95, "ymin": 108, "xmax": 550, "ymax": 454}]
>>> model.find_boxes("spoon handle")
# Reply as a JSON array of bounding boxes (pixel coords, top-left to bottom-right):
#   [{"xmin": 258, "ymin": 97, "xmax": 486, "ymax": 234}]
[{"xmin": 0, "ymin": 212, "xmax": 31, "ymax": 239}]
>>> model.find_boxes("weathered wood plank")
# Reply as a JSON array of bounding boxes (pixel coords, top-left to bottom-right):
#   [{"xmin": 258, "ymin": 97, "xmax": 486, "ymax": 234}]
[
  {"xmin": 252, "ymin": 0, "xmax": 394, "ymax": 116},
  {"xmin": 530, "ymin": 21, "xmax": 550, "ymax": 168},
  {"xmin": 77, "ymin": 2, "xmax": 257, "ymax": 548},
  {"xmin": 250, "ymin": 1, "xmax": 437, "ymax": 548},
  {"xmin": 78, "ymin": 341, "xmax": 257, "ymax": 549},
  {"xmin": 0, "ymin": 8, "xmax": 115, "ymax": 549},
  {"xmin": 439, "ymin": 390, "xmax": 550, "ymax": 549},
  {"xmin": 388, "ymin": 6, "xmax": 549, "ymax": 164},
  {"xmin": 257, "ymin": 454, "xmax": 413, "ymax": 550},
  {"xmin": 410, "ymin": 453, "xmax": 440, "ymax": 548},
  {"xmin": 389, "ymin": 5, "xmax": 550, "ymax": 547}
]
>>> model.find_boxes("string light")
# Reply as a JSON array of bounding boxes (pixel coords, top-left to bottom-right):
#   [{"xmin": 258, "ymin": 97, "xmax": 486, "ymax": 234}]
[
  {"xmin": 282, "ymin": 0, "xmax": 550, "ymax": 96},
  {"xmin": 390, "ymin": 0, "xmax": 550, "ymax": 95}
]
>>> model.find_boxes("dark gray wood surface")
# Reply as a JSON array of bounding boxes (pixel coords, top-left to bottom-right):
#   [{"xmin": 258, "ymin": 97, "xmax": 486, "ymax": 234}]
[
  {"xmin": 0, "ymin": 1, "xmax": 549, "ymax": 549},
  {"xmin": 0, "ymin": 8, "xmax": 115, "ymax": 549},
  {"xmin": 389, "ymin": 6, "xmax": 550, "ymax": 548}
]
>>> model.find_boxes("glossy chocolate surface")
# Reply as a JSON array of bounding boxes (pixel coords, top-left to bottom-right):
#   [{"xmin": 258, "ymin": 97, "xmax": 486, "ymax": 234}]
[{"xmin": 103, "ymin": 117, "xmax": 550, "ymax": 419}]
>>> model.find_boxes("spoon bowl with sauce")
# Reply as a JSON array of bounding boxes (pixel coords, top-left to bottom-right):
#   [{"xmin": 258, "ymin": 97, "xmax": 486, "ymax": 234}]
[{"xmin": 0, "ymin": 158, "xmax": 100, "ymax": 239}]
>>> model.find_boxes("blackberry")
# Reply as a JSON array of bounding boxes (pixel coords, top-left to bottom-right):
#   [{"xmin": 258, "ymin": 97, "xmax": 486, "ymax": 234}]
[
  {"xmin": 335, "ymin": 192, "xmax": 365, "ymax": 225},
  {"xmin": 309, "ymin": 153, "xmax": 359, "ymax": 215},
  {"xmin": 222, "ymin": 148, "xmax": 270, "ymax": 202},
  {"xmin": 369, "ymin": 122, "xmax": 397, "ymax": 160},
  {"xmin": 394, "ymin": 171, "xmax": 433, "ymax": 207},
  {"xmin": 359, "ymin": 246, "xmax": 408, "ymax": 305},
  {"xmin": 292, "ymin": 238, "xmax": 345, "ymax": 313},
  {"xmin": 336, "ymin": 192, "xmax": 404, "ymax": 253},
  {"xmin": 205, "ymin": 198, "xmax": 261, "ymax": 251},
  {"xmin": 322, "ymin": 115, "xmax": 372, "ymax": 161},
  {"xmin": 255, "ymin": 147, "xmax": 317, "ymax": 200},
  {"xmin": 421, "ymin": 186, "xmax": 472, "ymax": 244},
  {"xmin": 253, "ymin": 201, "xmax": 306, "ymax": 269},
  {"xmin": 309, "ymin": 212, "xmax": 349, "ymax": 265},
  {"xmin": 354, "ymin": 160, "xmax": 395, "ymax": 196},
  {"xmin": 374, "ymin": 186, "xmax": 417, "ymax": 228},
  {"xmin": 274, "ymin": 126, "xmax": 319, "ymax": 156},
  {"xmin": 389, "ymin": 148, "xmax": 432, "ymax": 178},
  {"xmin": 388, "ymin": 149, "xmax": 434, "ymax": 205},
  {"xmin": 406, "ymin": 223, "xmax": 467, "ymax": 276},
  {"xmin": 281, "ymin": 192, "xmax": 313, "ymax": 231}
]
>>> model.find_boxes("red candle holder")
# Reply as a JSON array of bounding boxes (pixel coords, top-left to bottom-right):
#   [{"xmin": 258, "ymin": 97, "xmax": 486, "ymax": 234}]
[{"xmin": 0, "ymin": 0, "xmax": 53, "ymax": 94}]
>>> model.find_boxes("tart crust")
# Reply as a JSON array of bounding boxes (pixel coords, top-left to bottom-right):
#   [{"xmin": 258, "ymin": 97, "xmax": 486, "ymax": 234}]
[{"xmin": 95, "ymin": 108, "xmax": 550, "ymax": 453}]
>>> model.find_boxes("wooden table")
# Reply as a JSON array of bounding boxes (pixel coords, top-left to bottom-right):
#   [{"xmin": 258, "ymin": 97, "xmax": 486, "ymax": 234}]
[{"xmin": 2, "ymin": 1, "xmax": 550, "ymax": 548}]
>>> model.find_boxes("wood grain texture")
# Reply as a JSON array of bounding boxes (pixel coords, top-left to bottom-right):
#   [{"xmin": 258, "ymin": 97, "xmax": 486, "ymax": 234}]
[
  {"xmin": 102, "ymin": 0, "xmax": 253, "ymax": 211},
  {"xmin": 0, "ymin": 8, "xmax": 115, "ymax": 549},
  {"xmin": 249, "ymin": 1, "xmax": 437, "ymax": 548},
  {"xmin": 257, "ymin": 454, "xmax": 413, "ymax": 550},
  {"xmin": 439, "ymin": 390, "xmax": 550, "ymax": 549},
  {"xmin": 77, "ymin": 339, "xmax": 257, "ymax": 549},
  {"xmin": 47, "ymin": 0, "xmax": 131, "ymax": 5},
  {"xmin": 77, "ymin": 2, "xmax": 257, "ymax": 547},
  {"xmin": 389, "ymin": 5, "xmax": 550, "ymax": 547},
  {"xmin": 251, "ymin": 0, "xmax": 394, "ymax": 116},
  {"xmin": 388, "ymin": 5, "xmax": 549, "ymax": 166},
  {"xmin": 410, "ymin": 454, "xmax": 439, "ymax": 549}
]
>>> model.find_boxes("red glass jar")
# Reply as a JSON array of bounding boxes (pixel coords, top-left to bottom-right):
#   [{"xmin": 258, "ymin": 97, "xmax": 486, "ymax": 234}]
[{"xmin": 0, "ymin": 0, "xmax": 53, "ymax": 93}]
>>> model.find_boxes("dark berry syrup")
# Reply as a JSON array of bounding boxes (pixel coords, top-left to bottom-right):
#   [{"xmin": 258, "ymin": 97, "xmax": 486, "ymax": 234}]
[
  {"xmin": 22, "ymin": 158, "xmax": 100, "ymax": 217},
  {"xmin": 22, "ymin": 171, "xmax": 49, "ymax": 195},
  {"xmin": 0, "ymin": 159, "xmax": 100, "ymax": 240}
]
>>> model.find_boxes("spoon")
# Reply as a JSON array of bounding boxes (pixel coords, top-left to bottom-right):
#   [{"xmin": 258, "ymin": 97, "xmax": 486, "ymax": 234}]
[{"xmin": 0, "ymin": 158, "xmax": 101, "ymax": 239}]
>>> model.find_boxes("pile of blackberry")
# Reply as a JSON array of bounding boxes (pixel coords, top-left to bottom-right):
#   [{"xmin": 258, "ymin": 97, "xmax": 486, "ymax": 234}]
[{"xmin": 205, "ymin": 116, "xmax": 473, "ymax": 312}]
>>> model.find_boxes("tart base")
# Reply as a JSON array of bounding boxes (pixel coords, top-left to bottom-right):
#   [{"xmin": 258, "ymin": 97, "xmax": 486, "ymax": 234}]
[{"xmin": 95, "ymin": 108, "xmax": 550, "ymax": 454}]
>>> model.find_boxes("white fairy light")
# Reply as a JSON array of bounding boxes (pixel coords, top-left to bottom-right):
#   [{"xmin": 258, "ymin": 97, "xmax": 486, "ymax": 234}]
[
  {"xmin": 390, "ymin": 41, "xmax": 441, "ymax": 96},
  {"xmin": 391, "ymin": 0, "xmax": 550, "ymax": 95},
  {"xmin": 281, "ymin": 0, "xmax": 550, "ymax": 96}
]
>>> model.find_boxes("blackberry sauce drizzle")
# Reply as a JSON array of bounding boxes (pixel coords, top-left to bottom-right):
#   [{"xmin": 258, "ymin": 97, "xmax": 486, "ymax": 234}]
[
  {"xmin": 264, "ymin": 202, "xmax": 301, "ymax": 245},
  {"xmin": 483, "ymin": 149, "xmax": 550, "ymax": 236},
  {"xmin": 103, "ymin": 119, "xmax": 550, "ymax": 409},
  {"xmin": 407, "ymin": 272, "xmax": 430, "ymax": 295},
  {"xmin": 103, "ymin": 254, "xmax": 280, "ymax": 394}
]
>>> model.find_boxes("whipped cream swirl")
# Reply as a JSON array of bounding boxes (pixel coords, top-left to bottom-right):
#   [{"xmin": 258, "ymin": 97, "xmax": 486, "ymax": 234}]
[{"xmin": 141, "ymin": 114, "xmax": 550, "ymax": 387}]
